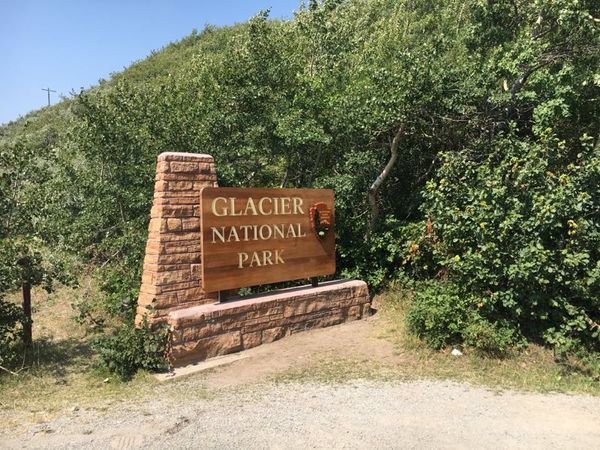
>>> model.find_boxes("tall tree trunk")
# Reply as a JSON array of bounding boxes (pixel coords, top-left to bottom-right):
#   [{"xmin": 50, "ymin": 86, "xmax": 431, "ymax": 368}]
[
  {"xmin": 366, "ymin": 126, "xmax": 403, "ymax": 240},
  {"xmin": 22, "ymin": 282, "xmax": 32, "ymax": 348}
]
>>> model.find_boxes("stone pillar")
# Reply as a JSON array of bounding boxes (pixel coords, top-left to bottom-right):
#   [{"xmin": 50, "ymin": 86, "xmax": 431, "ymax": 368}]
[{"xmin": 136, "ymin": 152, "xmax": 219, "ymax": 326}]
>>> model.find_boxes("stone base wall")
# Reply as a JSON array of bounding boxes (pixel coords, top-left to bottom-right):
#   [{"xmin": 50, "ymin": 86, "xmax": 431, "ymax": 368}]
[{"xmin": 167, "ymin": 280, "xmax": 370, "ymax": 367}]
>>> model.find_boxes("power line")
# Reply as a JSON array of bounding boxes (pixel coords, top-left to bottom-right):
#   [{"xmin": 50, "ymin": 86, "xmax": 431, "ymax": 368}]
[{"xmin": 42, "ymin": 87, "xmax": 57, "ymax": 106}]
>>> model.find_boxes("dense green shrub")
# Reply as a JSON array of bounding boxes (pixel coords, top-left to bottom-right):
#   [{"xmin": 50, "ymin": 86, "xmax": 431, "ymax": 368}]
[
  {"xmin": 406, "ymin": 282, "xmax": 472, "ymax": 350},
  {"xmin": 92, "ymin": 320, "xmax": 170, "ymax": 381},
  {"xmin": 0, "ymin": 298, "xmax": 25, "ymax": 367},
  {"xmin": 463, "ymin": 318, "xmax": 522, "ymax": 357},
  {"xmin": 414, "ymin": 133, "xmax": 599, "ymax": 359},
  {"xmin": 407, "ymin": 282, "xmax": 524, "ymax": 356}
]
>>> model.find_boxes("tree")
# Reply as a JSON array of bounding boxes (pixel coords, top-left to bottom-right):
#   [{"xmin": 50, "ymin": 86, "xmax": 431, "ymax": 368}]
[{"xmin": 0, "ymin": 117, "xmax": 75, "ymax": 349}]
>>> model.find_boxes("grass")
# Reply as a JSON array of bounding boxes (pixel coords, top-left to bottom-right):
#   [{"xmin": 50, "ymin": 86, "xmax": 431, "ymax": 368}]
[{"xmin": 276, "ymin": 288, "xmax": 600, "ymax": 396}]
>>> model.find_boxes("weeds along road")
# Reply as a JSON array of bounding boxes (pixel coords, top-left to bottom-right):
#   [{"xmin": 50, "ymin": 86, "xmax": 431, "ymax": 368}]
[{"xmin": 2, "ymin": 378, "xmax": 600, "ymax": 449}]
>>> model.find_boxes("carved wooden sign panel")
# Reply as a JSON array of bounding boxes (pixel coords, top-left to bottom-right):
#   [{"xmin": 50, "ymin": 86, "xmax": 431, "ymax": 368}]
[{"xmin": 200, "ymin": 187, "xmax": 335, "ymax": 292}]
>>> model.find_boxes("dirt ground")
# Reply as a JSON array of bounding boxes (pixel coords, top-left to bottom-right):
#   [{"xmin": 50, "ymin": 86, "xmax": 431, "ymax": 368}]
[{"xmin": 1, "ymin": 313, "xmax": 599, "ymax": 449}]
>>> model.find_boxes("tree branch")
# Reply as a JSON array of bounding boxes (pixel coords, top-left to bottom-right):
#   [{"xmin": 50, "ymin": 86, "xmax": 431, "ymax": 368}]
[
  {"xmin": 0, "ymin": 365, "xmax": 18, "ymax": 376},
  {"xmin": 366, "ymin": 125, "xmax": 403, "ymax": 239}
]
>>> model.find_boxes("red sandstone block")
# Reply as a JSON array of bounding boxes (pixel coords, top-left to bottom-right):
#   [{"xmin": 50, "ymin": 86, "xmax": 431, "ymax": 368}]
[
  {"xmin": 262, "ymin": 327, "xmax": 287, "ymax": 343},
  {"xmin": 156, "ymin": 253, "xmax": 200, "ymax": 267},
  {"xmin": 156, "ymin": 161, "xmax": 170, "ymax": 173},
  {"xmin": 136, "ymin": 303, "xmax": 171, "ymax": 320},
  {"xmin": 153, "ymin": 196, "xmax": 200, "ymax": 206},
  {"xmin": 156, "ymin": 173, "xmax": 199, "ymax": 182},
  {"xmin": 289, "ymin": 310, "xmax": 344, "ymax": 334},
  {"xmin": 153, "ymin": 292, "xmax": 179, "ymax": 308},
  {"xmin": 139, "ymin": 283, "xmax": 161, "ymax": 296},
  {"xmin": 146, "ymin": 232, "xmax": 163, "ymax": 243},
  {"xmin": 148, "ymin": 218, "xmax": 167, "ymax": 233},
  {"xmin": 159, "ymin": 232, "xmax": 202, "ymax": 243},
  {"xmin": 141, "ymin": 271, "xmax": 154, "ymax": 286},
  {"xmin": 168, "ymin": 310, "xmax": 207, "ymax": 328},
  {"xmin": 160, "ymin": 205, "xmax": 195, "ymax": 218},
  {"xmin": 142, "ymin": 254, "xmax": 160, "ymax": 267},
  {"xmin": 204, "ymin": 302, "xmax": 259, "ymax": 319},
  {"xmin": 154, "ymin": 269, "xmax": 191, "ymax": 286},
  {"xmin": 347, "ymin": 305, "xmax": 362, "ymax": 319},
  {"xmin": 144, "ymin": 246, "xmax": 161, "ymax": 262},
  {"xmin": 168, "ymin": 181, "xmax": 194, "ymax": 191},
  {"xmin": 243, "ymin": 314, "xmax": 284, "ymax": 328},
  {"xmin": 283, "ymin": 310, "xmax": 331, "ymax": 326},
  {"xmin": 138, "ymin": 292, "xmax": 156, "ymax": 306},
  {"xmin": 170, "ymin": 161, "xmax": 199, "ymax": 173},
  {"xmin": 154, "ymin": 180, "xmax": 168, "ymax": 192},
  {"xmin": 198, "ymin": 162, "xmax": 213, "ymax": 174},
  {"xmin": 190, "ymin": 263, "xmax": 201, "ymax": 280},
  {"xmin": 167, "ymin": 218, "xmax": 182, "ymax": 231},
  {"xmin": 182, "ymin": 218, "xmax": 200, "ymax": 231},
  {"xmin": 242, "ymin": 331, "xmax": 262, "ymax": 349},
  {"xmin": 169, "ymin": 331, "xmax": 242, "ymax": 366},
  {"xmin": 143, "ymin": 263, "xmax": 190, "ymax": 273},
  {"xmin": 176, "ymin": 287, "xmax": 205, "ymax": 302},
  {"xmin": 283, "ymin": 298, "xmax": 337, "ymax": 318},
  {"xmin": 362, "ymin": 303, "xmax": 371, "ymax": 317},
  {"xmin": 218, "ymin": 310, "xmax": 261, "ymax": 328},
  {"xmin": 159, "ymin": 280, "xmax": 200, "ymax": 293},
  {"xmin": 145, "ymin": 240, "xmax": 162, "ymax": 253},
  {"xmin": 150, "ymin": 206, "xmax": 161, "ymax": 219},
  {"xmin": 193, "ymin": 180, "xmax": 216, "ymax": 189},
  {"xmin": 257, "ymin": 305, "xmax": 284, "ymax": 316},
  {"xmin": 338, "ymin": 294, "xmax": 371, "ymax": 308},
  {"xmin": 242, "ymin": 318, "xmax": 285, "ymax": 334},
  {"xmin": 164, "ymin": 242, "xmax": 202, "ymax": 254},
  {"xmin": 178, "ymin": 321, "xmax": 223, "ymax": 343},
  {"xmin": 135, "ymin": 308, "xmax": 153, "ymax": 326},
  {"xmin": 157, "ymin": 253, "xmax": 200, "ymax": 265}
]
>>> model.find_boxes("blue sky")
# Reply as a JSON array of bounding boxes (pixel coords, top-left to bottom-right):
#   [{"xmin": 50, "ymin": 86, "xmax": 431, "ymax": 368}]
[{"xmin": 0, "ymin": 0, "xmax": 300, "ymax": 125}]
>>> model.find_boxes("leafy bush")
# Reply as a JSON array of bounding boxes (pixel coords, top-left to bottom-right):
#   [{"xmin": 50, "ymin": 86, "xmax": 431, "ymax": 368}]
[
  {"xmin": 463, "ymin": 318, "xmax": 522, "ymax": 357},
  {"xmin": 92, "ymin": 320, "xmax": 170, "ymax": 381},
  {"xmin": 414, "ymin": 132, "xmax": 599, "ymax": 360},
  {"xmin": 0, "ymin": 298, "xmax": 25, "ymax": 367},
  {"xmin": 340, "ymin": 217, "xmax": 414, "ymax": 291},
  {"xmin": 406, "ymin": 282, "xmax": 471, "ymax": 350},
  {"xmin": 407, "ymin": 282, "xmax": 523, "ymax": 356}
]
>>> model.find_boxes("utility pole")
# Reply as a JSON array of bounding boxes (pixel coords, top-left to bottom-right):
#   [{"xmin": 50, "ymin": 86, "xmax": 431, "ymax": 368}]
[{"xmin": 42, "ymin": 87, "xmax": 56, "ymax": 106}]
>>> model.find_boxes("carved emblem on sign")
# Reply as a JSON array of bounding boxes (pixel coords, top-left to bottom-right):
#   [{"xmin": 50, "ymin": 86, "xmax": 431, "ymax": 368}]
[{"xmin": 309, "ymin": 202, "xmax": 332, "ymax": 239}]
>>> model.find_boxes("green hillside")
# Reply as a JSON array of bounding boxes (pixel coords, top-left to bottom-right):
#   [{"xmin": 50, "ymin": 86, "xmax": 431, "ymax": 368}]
[{"xmin": 1, "ymin": 0, "xmax": 598, "ymax": 378}]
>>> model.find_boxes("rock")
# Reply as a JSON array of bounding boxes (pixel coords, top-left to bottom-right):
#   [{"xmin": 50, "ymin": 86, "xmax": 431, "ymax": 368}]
[{"xmin": 451, "ymin": 348, "xmax": 463, "ymax": 356}]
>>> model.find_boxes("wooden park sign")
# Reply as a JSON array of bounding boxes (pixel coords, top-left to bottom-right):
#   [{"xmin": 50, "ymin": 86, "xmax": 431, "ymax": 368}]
[
  {"xmin": 200, "ymin": 187, "xmax": 335, "ymax": 292},
  {"xmin": 136, "ymin": 153, "xmax": 369, "ymax": 367}
]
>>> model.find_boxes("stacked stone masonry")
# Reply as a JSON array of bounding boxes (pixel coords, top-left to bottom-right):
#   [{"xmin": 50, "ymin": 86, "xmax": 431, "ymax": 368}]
[
  {"xmin": 136, "ymin": 152, "xmax": 218, "ymax": 326},
  {"xmin": 137, "ymin": 152, "xmax": 371, "ymax": 366},
  {"xmin": 167, "ymin": 280, "xmax": 370, "ymax": 367}
]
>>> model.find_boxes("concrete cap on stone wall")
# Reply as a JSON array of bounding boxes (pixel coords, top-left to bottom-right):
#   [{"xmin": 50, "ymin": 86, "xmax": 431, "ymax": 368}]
[{"xmin": 158, "ymin": 152, "xmax": 214, "ymax": 162}]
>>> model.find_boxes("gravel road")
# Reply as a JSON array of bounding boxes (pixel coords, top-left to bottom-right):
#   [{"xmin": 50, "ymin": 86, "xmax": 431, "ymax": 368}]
[{"xmin": 2, "ymin": 379, "xmax": 599, "ymax": 449}]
